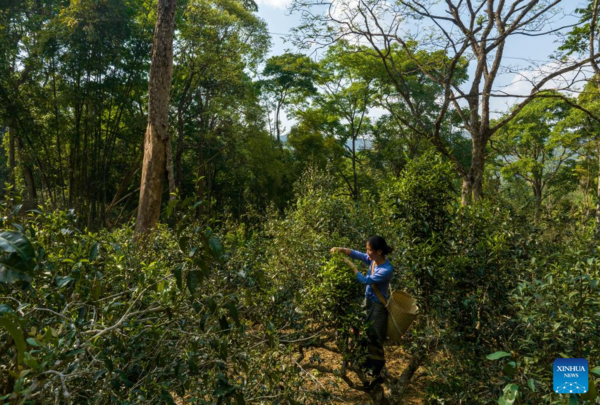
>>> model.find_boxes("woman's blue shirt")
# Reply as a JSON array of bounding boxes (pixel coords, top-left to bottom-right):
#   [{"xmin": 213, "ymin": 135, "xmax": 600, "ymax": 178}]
[{"xmin": 349, "ymin": 250, "xmax": 393, "ymax": 304}]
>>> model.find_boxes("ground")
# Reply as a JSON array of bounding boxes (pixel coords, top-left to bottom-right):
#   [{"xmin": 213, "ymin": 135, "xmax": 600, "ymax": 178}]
[{"xmin": 298, "ymin": 343, "xmax": 426, "ymax": 404}]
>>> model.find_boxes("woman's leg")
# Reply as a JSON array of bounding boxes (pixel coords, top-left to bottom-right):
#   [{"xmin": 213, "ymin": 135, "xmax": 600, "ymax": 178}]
[{"xmin": 360, "ymin": 300, "xmax": 387, "ymax": 388}]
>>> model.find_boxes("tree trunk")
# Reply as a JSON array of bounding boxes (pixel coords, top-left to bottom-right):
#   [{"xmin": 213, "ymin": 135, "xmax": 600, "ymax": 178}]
[
  {"xmin": 275, "ymin": 99, "xmax": 283, "ymax": 151},
  {"xmin": 352, "ymin": 135, "xmax": 358, "ymax": 201},
  {"xmin": 175, "ymin": 73, "xmax": 194, "ymax": 191},
  {"xmin": 461, "ymin": 176, "xmax": 472, "ymax": 206},
  {"xmin": 17, "ymin": 137, "xmax": 36, "ymax": 210},
  {"xmin": 196, "ymin": 144, "xmax": 205, "ymax": 219},
  {"xmin": 533, "ymin": 180, "xmax": 543, "ymax": 222},
  {"xmin": 8, "ymin": 125, "xmax": 15, "ymax": 196},
  {"xmin": 470, "ymin": 137, "xmax": 485, "ymax": 201},
  {"xmin": 596, "ymin": 139, "xmax": 600, "ymax": 233},
  {"xmin": 176, "ymin": 107, "xmax": 185, "ymax": 190},
  {"xmin": 165, "ymin": 137, "xmax": 176, "ymax": 200},
  {"xmin": 135, "ymin": 0, "xmax": 177, "ymax": 237}
]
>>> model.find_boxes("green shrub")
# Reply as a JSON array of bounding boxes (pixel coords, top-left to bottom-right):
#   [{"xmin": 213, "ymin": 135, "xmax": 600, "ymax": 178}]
[{"xmin": 0, "ymin": 208, "xmax": 304, "ymax": 404}]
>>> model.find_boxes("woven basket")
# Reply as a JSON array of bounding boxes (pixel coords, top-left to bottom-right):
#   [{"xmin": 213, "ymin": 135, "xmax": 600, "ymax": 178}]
[{"xmin": 386, "ymin": 290, "xmax": 418, "ymax": 342}]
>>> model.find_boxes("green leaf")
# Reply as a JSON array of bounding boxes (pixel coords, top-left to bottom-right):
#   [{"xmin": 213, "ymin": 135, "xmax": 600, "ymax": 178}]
[
  {"xmin": 498, "ymin": 384, "xmax": 518, "ymax": 405},
  {"xmin": 568, "ymin": 393, "xmax": 578, "ymax": 405},
  {"xmin": 89, "ymin": 243, "xmax": 99, "ymax": 261},
  {"xmin": 0, "ymin": 304, "xmax": 13, "ymax": 314},
  {"xmin": 486, "ymin": 351, "xmax": 511, "ymax": 361},
  {"xmin": 219, "ymin": 316, "xmax": 230, "ymax": 333},
  {"xmin": 209, "ymin": 236, "xmax": 223, "ymax": 258},
  {"xmin": 503, "ymin": 362, "xmax": 516, "ymax": 377},
  {"xmin": 188, "ymin": 357, "xmax": 199, "ymax": 375},
  {"xmin": 0, "ymin": 231, "xmax": 35, "ymax": 265},
  {"xmin": 187, "ymin": 270, "xmax": 203, "ymax": 294},
  {"xmin": 92, "ymin": 283, "xmax": 101, "ymax": 300},
  {"xmin": 0, "ymin": 253, "xmax": 32, "ymax": 283},
  {"xmin": 65, "ymin": 348, "xmax": 86, "ymax": 357},
  {"xmin": 207, "ymin": 297, "xmax": 217, "ymax": 314},
  {"xmin": 226, "ymin": 302, "xmax": 240, "ymax": 327},
  {"xmin": 26, "ymin": 338, "xmax": 39, "ymax": 347},
  {"xmin": 166, "ymin": 199, "xmax": 178, "ymax": 219},
  {"xmin": 591, "ymin": 366, "xmax": 600, "ymax": 376},
  {"xmin": 23, "ymin": 352, "xmax": 39, "ymax": 369},
  {"xmin": 173, "ymin": 266, "xmax": 183, "ymax": 291},
  {"xmin": 580, "ymin": 376, "xmax": 597, "ymax": 401},
  {"xmin": 527, "ymin": 378, "xmax": 535, "ymax": 392},
  {"xmin": 56, "ymin": 276, "xmax": 74, "ymax": 288},
  {"xmin": 0, "ymin": 317, "xmax": 26, "ymax": 365},
  {"xmin": 179, "ymin": 236, "xmax": 189, "ymax": 252}
]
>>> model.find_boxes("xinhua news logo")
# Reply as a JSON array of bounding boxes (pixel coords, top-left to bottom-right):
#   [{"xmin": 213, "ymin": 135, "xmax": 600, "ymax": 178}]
[{"xmin": 553, "ymin": 358, "xmax": 588, "ymax": 394}]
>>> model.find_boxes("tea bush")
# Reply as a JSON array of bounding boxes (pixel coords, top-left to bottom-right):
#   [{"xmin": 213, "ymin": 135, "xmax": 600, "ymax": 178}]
[
  {"xmin": 0, "ymin": 207, "xmax": 304, "ymax": 404},
  {"xmin": 3, "ymin": 154, "xmax": 599, "ymax": 404}
]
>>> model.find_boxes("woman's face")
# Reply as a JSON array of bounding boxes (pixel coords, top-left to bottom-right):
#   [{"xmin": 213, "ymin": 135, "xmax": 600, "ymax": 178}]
[{"xmin": 366, "ymin": 242, "xmax": 383, "ymax": 261}]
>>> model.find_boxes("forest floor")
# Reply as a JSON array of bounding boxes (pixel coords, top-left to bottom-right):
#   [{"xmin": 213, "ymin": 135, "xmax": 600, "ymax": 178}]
[{"xmin": 298, "ymin": 343, "xmax": 426, "ymax": 404}]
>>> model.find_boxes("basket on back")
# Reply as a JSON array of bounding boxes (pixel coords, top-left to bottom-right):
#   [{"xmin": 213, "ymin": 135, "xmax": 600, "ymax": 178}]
[{"xmin": 386, "ymin": 290, "xmax": 418, "ymax": 342}]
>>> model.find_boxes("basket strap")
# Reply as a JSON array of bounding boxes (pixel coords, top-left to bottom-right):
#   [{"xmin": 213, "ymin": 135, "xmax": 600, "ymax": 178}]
[{"xmin": 369, "ymin": 262, "xmax": 389, "ymax": 308}]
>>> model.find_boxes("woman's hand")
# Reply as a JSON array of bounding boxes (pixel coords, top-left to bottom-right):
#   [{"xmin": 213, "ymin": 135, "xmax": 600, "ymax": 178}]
[{"xmin": 330, "ymin": 247, "xmax": 350, "ymax": 255}]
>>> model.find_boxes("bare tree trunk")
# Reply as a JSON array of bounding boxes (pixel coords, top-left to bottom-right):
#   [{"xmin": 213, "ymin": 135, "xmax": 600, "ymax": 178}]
[{"xmin": 135, "ymin": 0, "xmax": 177, "ymax": 237}]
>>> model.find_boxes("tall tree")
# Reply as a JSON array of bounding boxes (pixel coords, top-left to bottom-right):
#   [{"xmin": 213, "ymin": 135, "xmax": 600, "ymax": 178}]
[
  {"xmin": 561, "ymin": 0, "xmax": 600, "ymax": 232},
  {"xmin": 317, "ymin": 43, "xmax": 376, "ymax": 200},
  {"xmin": 292, "ymin": 0, "xmax": 599, "ymax": 204},
  {"xmin": 260, "ymin": 53, "xmax": 319, "ymax": 150},
  {"xmin": 171, "ymin": 0, "xmax": 269, "ymax": 219},
  {"xmin": 135, "ymin": 0, "xmax": 177, "ymax": 236}
]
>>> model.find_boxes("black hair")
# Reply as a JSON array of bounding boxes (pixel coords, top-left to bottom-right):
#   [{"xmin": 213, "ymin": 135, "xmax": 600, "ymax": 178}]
[{"xmin": 367, "ymin": 235, "xmax": 393, "ymax": 256}]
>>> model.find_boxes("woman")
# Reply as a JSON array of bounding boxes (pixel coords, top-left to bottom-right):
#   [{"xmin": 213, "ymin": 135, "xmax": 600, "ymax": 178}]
[{"xmin": 330, "ymin": 235, "xmax": 393, "ymax": 390}]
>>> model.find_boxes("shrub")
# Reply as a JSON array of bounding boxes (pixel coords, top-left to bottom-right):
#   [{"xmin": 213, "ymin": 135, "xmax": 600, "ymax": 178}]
[{"xmin": 0, "ymin": 208, "xmax": 303, "ymax": 403}]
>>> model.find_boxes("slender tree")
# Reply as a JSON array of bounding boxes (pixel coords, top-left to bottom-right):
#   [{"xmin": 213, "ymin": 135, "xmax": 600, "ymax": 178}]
[
  {"xmin": 135, "ymin": 0, "xmax": 177, "ymax": 236},
  {"xmin": 260, "ymin": 53, "xmax": 319, "ymax": 150}
]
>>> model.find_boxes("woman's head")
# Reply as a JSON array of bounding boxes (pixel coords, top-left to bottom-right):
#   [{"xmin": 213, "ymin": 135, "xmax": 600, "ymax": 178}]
[{"xmin": 366, "ymin": 235, "xmax": 393, "ymax": 260}]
